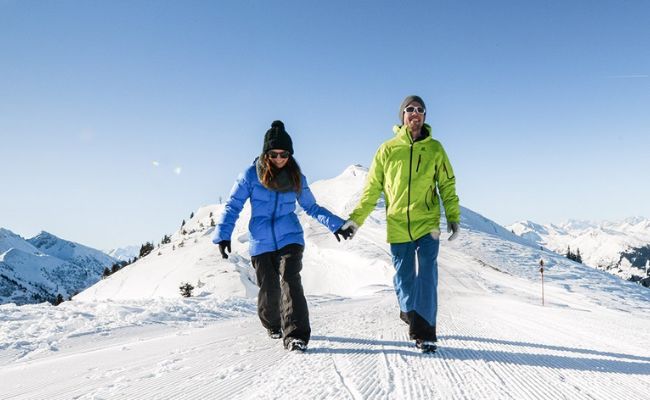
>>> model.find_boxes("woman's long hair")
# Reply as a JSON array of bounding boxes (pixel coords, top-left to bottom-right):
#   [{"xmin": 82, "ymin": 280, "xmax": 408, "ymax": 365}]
[{"xmin": 260, "ymin": 154, "xmax": 302, "ymax": 193}]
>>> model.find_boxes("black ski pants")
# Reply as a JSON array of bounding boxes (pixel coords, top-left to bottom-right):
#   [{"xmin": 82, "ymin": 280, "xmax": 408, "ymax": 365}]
[{"xmin": 251, "ymin": 244, "xmax": 310, "ymax": 346}]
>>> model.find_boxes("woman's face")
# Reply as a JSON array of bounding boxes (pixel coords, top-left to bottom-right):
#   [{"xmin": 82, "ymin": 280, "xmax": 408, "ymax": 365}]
[{"xmin": 267, "ymin": 149, "xmax": 290, "ymax": 169}]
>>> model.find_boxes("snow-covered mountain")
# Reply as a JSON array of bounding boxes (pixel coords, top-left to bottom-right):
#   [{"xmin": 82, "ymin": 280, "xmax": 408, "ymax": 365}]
[
  {"xmin": 0, "ymin": 229, "xmax": 118, "ymax": 305},
  {"xmin": 3, "ymin": 165, "xmax": 650, "ymax": 399},
  {"xmin": 508, "ymin": 218, "xmax": 650, "ymax": 285},
  {"xmin": 106, "ymin": 245, "xmax": 139, "ymax": 262},
  {"xmin": 78, "ymin": 165, "xmax": 529, "ymax": 301},
  {"xmin": 76, "ymin": 165, "xmax": 649, "ymax": 306}
]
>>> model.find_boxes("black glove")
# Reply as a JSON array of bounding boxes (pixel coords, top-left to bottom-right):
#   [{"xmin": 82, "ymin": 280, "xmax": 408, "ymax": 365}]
[
  {"xmin": 218, "ymin": 240, "xmax": 231, "ymax": 259},
  {"xmin": 334, "ymin": 226, "xmax": 354, "ymax": 242},
  {"xmin": 447, "ymin": 222, "xmax": 460, "ymax": 241}
]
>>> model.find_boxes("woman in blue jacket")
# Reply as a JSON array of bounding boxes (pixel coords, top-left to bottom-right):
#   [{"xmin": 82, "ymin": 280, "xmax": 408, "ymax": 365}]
[{"xmin": 213, "ymin": 120, "xmax": 353, "ymax": 352}]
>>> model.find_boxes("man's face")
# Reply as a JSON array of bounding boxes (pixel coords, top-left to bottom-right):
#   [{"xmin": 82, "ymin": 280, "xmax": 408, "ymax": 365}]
[{"xmin": 403, "ymin": 101, "xmax": 426, "ymax": 133}]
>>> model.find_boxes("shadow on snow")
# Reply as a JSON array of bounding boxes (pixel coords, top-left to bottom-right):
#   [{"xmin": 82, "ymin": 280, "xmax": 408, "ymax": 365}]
[{"xmin": 309, "ymin": 335, "xmax": 650, "ymax": 375}]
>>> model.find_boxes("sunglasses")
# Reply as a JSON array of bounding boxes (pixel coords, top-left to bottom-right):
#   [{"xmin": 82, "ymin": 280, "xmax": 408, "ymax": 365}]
[
  {"xmin": 267, "ymin": 150, "xmax": 290, "ymax": 159},
  {"xmin": 404, "ymin": 106, "xmax": 426, "ymax": 114}
]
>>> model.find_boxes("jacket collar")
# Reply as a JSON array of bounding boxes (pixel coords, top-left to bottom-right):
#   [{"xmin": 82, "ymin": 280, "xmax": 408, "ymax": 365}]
[{"xmin": 392, "ymin": 123, "xmax": 432, "ymax": 144}]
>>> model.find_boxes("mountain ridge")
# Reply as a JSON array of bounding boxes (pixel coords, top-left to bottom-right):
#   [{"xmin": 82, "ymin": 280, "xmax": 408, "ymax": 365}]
[
  {"xmin": 508, "ymin": 217, "xmax": 650, "ymax": 286},
  {"xmin": 0, "ymin": 229, "xmax": 118, "ymax": 305}
]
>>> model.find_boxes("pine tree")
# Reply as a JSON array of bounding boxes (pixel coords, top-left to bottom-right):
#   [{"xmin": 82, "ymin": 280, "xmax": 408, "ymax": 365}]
[
  {"xmin": 179, "ymin": 282, "xmax": 194, "ymax": 297},
  {"xmin": 190, "ymin": 212, "xmax": 194, "ymax": 219},
  {"xmin": 161, "ymin": 234, "xmax": 171, "ymax": 244},
  {"xmin": 210, "ymin": 218, "xmax": 215, "ymax": 227},
  {"xmin": 139, "ymin": 242, "xmax": 154, "ymax": 258},
  {"xmin": 565, "ymin": 245, "xmax": 582, "ymax": 263},
  {"xmin": 111, "ymin": 263, "xmax": 121, "ymax": 274},
  {"xmin": 566, "ymin": 245, "xmax": 575, "ymax": 261},
  {"xmin": 54, "ymin": 294, "xmax": 64, "ymax": 306},
  {"xmin": 181, "ymin": 219, "xmax": 186, "ymax": 228},
  {"xmin": 102, "ymin": 267, "xmax": 111, "ymax": 278}
]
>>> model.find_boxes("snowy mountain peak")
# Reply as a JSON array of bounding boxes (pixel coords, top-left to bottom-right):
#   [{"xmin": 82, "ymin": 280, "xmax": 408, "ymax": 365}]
[
  {"xmin": 0, "ymin": 227, "xmax": 17, "ymax": 237},
  {"xmin": 0, "ymin": 228, "xmax": 40, "ymax": 255},
  {"xmin": 29, "ymin": 231, "xmax": 75, "ymax": 251},
  {"xmin": 621, "ymin": 216, "xmax": 649, "ymax": 226},
  {"xmin": 1, "ymin": 228, "xmax": 118, "ymax": 305},
  {"xmin": 339, "ymin": 164, "xmax": 368, "ymax": 177},
  {"xmin": 559, "ymin": 219, "xmax": 599, "ymax": 231},
  {"xmin": 106, "ymin": 245, "xmax": 140, "ymax": 262}
]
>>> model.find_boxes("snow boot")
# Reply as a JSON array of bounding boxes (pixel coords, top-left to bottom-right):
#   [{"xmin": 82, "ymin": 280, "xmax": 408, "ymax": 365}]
[
  {"xmin": 286, "ymin": 338, "xmax": 307, "ymax": 352},
  {"xmin": 415, "ymin": 340, "xmax": 437, "ymax": 354},
  {"xmin": 267, "ymin": 329, "xmax": 282, "ymax": 339}
]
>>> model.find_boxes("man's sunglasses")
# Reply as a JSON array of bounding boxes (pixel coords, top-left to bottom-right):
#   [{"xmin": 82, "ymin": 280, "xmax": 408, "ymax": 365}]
[
  {"xmin": 267, "ymin": 150, "xmax": 290, "ymax": 159},
  {"xmin": 404, "ymin": 106, "xmax": 426, "ymax": 114}
]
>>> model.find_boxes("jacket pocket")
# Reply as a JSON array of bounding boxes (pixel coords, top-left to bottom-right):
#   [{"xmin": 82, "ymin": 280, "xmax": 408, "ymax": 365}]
[
  {"xmin": 251, "ymin": 185, "xmax": 273, "ymax": 217},
  {"xmin": 423, "ymin": 185, "xmax": 434, "ymax": 211},
  {"xmin": 278, "ymin": 191, "xmax": 297, "ymax": 216}
]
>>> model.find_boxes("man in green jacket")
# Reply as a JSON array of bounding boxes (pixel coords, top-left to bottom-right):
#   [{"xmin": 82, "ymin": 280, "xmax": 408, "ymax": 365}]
[{"xmin": 343, "ymin": 95, "xmax": 460, "ymax": 353}]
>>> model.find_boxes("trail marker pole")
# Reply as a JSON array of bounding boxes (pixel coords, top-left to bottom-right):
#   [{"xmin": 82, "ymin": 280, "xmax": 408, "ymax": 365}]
[{"xmin": 539, "ymin": 260, "xmax": 544, "ymax": 306}]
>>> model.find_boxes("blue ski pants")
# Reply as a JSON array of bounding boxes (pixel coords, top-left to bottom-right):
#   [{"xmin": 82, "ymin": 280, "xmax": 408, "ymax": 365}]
[{"xmin": 390, "ymin": 233, "xmax": 440, "ymax": 341}]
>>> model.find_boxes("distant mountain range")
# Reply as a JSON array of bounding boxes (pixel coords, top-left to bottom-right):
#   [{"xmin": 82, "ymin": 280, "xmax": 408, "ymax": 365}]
[
  {"xmin": 106, "ymin": 245, "xmax": 140, "ymax": 262},
  {"xmin": 0, "ymin": 229, "xmax": 118, "ymax": 305},
  {"xmin": 508, "ymin": 218, "xmax": 650, "ymax": 286}
]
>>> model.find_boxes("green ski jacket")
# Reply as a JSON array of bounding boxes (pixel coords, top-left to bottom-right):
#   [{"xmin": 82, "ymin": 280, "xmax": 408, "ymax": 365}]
[{"xmin": 349, "ymin": 123, "xmax": 460, "ymax": 243}]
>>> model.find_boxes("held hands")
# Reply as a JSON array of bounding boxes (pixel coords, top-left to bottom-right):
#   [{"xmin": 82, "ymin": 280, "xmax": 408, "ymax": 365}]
[
  {"xmin": 217, "ymin": 240, "xmax": 231, "ymax": 259},
  {"xmin": 447, "ymin": 222, "xmax": 460, "ymax": 241},
  {"xmin": 334, "ymin": 220, "xmax": 359, "ymax": 242}
]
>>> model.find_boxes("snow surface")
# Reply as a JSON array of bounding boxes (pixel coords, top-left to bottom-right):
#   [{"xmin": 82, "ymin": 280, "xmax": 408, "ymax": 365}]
[{"xmin": 1, "ymin": 165, "xmax": 649, "ymax": 399}]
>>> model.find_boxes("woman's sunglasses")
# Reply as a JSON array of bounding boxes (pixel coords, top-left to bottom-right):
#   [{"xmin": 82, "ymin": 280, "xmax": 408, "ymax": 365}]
[{"xmin": 267, "ymin": 150, "xmax": 290, "ymax": 159}]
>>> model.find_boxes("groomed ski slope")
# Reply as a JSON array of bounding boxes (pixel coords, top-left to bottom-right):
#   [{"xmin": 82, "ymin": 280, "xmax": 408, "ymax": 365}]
[{"xmin": 1, "ymin": 245, "xmax": 649, "ymax": 400}]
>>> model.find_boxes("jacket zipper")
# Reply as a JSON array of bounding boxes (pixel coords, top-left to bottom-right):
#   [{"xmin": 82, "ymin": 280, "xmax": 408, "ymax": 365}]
[
  {"xmin": 425, "ymin": 185, "xmax": 432, "ymax": 211},
  {"xmin": 415, "ymin": 154, "xmax": 421, "ymax": 173},
  {"xmin": 271, "ymin": 192, "xmax": 279, "ymax": 250},
  {"xmin": 406, "ymin": 144, "xmax": 414, "ymax": 241}
]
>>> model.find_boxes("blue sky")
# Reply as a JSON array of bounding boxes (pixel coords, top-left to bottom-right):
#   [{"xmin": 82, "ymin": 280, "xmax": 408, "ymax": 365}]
[{"xmin": 1, "ymin": 0, "xmax": 649, "ymax": 250}]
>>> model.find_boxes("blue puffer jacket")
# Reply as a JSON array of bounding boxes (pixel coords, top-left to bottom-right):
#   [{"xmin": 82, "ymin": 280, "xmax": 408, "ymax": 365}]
[{"xmin": 213, "ymin": 161, "xmax": 345, "ymax": 256}]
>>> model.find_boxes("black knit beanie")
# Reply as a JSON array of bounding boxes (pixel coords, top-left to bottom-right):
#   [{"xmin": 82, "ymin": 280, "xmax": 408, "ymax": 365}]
[
  {"xmin": 399, "ymin": 95, "xmax": 426, "ymax": 123},
  {"xmin": 262, "ymin": 120, "xmax": 294, "ymax": 155}
]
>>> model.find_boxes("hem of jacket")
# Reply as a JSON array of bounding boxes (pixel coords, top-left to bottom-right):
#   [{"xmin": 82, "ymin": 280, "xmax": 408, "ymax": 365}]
[{"xmin": 250, "ymin": 237, "xmax": 305, "ymax": 257}]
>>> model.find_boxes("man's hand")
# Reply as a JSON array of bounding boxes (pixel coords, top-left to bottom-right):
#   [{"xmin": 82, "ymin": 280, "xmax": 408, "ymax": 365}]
[
  {"xmin": 335, "ymin": 220, "xmax": 359, "ymax": 241},
  {"xmin": 217, "ymin": 240, "xmax": 231, "ymax": 259},
  {"xmin": 334, "ymin": 225, "xmax": 354, "ymax": 241},
  {"xmin": 447, "ymin": 222, "xmax": 459, "ymax": 241}
]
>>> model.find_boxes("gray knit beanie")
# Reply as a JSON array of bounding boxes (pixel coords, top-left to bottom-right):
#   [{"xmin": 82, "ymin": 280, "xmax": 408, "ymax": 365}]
[{"xmin": 399, "ymin": 95, "xmax": 426, "ymax": 123}]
